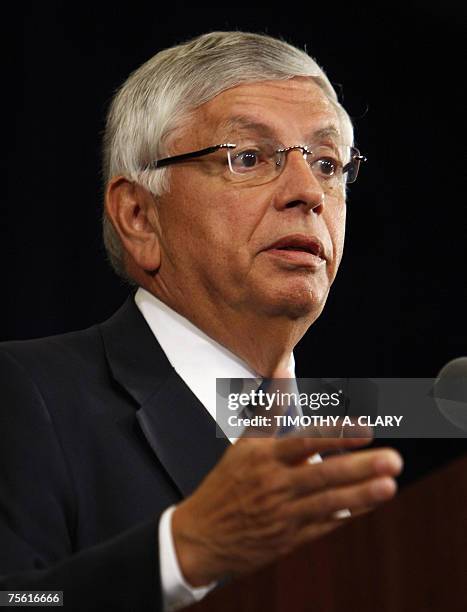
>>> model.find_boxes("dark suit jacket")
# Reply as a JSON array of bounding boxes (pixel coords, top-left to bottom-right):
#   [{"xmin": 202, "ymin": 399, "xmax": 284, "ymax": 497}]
[{"xmin": 0, "ymin": 295, "xmax": 229, "ymax": 610}]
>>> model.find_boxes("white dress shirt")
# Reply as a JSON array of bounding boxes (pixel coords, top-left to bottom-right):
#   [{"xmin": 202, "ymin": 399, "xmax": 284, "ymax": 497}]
[
  {"xmin": 134, "ymin": 287, "xmax": 279, "ymax": 611},
  {"xmin": 134, "ymin": 287, "xmax": 324, "ymax": 611}
]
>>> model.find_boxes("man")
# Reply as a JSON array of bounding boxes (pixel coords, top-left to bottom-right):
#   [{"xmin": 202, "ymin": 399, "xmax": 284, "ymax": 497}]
[{"xmin": 0, "ymin": 31, "xmax": 402, "ymax": 610}]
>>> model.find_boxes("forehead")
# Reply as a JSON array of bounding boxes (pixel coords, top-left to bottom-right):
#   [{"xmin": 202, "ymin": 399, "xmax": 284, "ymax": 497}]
[{"xmin": 185, "ymin": 77, "xmax": 342, "ymax": 145}]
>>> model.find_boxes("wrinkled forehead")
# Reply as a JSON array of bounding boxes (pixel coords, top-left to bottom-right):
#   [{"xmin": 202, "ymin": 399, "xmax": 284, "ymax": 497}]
[{"xmin": 175, "ymin": 78, "xmax": 351, "ymax": 149}]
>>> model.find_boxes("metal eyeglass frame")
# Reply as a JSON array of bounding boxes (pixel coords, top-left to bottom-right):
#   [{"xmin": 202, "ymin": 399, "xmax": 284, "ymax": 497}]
[{"xmin": 148, "ymin": 143, "xmax": 367, "ymax": 184}]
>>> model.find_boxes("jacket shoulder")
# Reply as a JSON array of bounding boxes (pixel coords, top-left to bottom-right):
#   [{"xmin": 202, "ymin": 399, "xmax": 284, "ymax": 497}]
[{"xmin": 0, "ymin": 323, "xmax": 104, "ymax": 377}]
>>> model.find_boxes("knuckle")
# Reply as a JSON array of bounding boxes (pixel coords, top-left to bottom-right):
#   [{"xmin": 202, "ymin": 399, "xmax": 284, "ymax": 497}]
[
  {"xmin": 316, "ymin": 489, "xmax": 338, "ymax": 516},
  {"xmin": 253, "ymin": 468, "xmax": 276, "ymax": 494},
  {"xmin": 254, "ymin": 469, "xmax": 288, "ymax": 502},
  {"xmin": 245, "ymin": 439, "xmax": 274, "ymax": 463},
  {"xmin": 311, "ymin": 463, "xmax": 330, "ymax": 490},
  {"xmin": 227, "ymin": 440, "xmax": 272, "ymax": 478},
  {"xmin": 238, "ymin": 476, "xmax": 291, "ymax": 525},
  {"xmin": 266, "ymin": 469, "xmax": 289, "ymax": 494}
]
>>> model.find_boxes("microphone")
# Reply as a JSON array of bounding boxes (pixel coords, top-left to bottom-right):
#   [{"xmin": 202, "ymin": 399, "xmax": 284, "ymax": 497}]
[{"xmin": 433, "ymin": 357, "xmax": 467, "ymax": 432}]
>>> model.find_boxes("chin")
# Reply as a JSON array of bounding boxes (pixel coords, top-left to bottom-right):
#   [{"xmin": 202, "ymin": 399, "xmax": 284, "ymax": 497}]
[
  {"xmin": 258, "ymin": 284, "xmax": 328, "ymax": 321},
  {"xmin": 282, "ymin": 299, "xmax": 324, "ymax": 321}
]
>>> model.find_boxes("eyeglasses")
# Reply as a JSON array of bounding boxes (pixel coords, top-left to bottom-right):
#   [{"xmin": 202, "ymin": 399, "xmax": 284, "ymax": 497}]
[{"xmin": 148, "ymin": 139, "xmax": 367, "ymax": 194}]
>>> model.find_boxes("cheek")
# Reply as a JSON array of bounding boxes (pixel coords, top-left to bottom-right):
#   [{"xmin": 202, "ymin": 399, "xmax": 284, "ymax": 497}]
[
  {"xmin": 157, "ymin": 180, "xmax": 217, "ymax": 246},
  {"xmin": 193, "ymin": 186, "xmax": 263, "ymax": 252},
  {"xmin": 158, "ymin": 182, "xmax": 256, "ymax": 264},
  {"xmin": 328, "ymin": 205, "xmax": 346, "ymax": 267}
]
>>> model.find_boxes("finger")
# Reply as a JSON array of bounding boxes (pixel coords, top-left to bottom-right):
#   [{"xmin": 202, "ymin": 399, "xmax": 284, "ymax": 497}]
[
  {"xmin": 296, "ymin": 515, "xmax": 350, "ymax": 545},
  {"xmin": 289, "ymin": 448, "xmax": 403, "ymax": 496},
  {"xmin": 305, "ymin": 419, "xmax": 373, "ymax": 440},
  {"xmin": 274, "ymin": 434, "xmax": 373, "ymax": 466},
  {"xmin": 346, "ymin": 505, "xmax": 376, "ymax": 519},
  {"xmin": 295, "ymin": 504, "xmax": 378, "ymax": 548},
  {"xmin": 289, "ymin": 475, "xmax": 398, "ymax": 523}
]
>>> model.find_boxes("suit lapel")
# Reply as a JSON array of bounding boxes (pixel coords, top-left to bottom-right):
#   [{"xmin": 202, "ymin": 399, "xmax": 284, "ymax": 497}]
[
  {"xmin": 99, "ymin": 295, "xmax": 230, "ymax": 498},
  {"xmin": 137, "ymin": 372, "xmax": 228, "ymax": 496}
]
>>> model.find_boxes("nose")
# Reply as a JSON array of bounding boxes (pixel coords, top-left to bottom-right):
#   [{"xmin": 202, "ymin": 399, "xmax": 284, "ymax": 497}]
[{"xmin": 273, "ymin": 148, "xmax": 325, "ymax": 214}]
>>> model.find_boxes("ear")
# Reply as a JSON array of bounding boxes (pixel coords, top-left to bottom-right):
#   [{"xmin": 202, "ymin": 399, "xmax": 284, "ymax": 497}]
[{"xmin": 105, "ymin": 177, "xmax": 161, "ymax": 272}]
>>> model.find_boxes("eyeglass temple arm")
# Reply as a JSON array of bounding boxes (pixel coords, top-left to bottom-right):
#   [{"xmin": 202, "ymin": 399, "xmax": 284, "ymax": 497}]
[
  {"xmin": 343, "ymin": 153, "xmax": 367, "ymax": 175},
  {"xmin": 151, "ymin": 143, "xmax": 236, "ymax": 168}
]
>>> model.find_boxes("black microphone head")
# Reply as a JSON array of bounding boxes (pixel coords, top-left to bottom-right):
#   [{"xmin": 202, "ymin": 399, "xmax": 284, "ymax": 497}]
[{"xmin": 433, "ymin": 357, "xmax": 467, "ymax": 432}]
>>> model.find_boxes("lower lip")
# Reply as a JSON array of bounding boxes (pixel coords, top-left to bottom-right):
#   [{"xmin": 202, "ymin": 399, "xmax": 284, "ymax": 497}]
[{"xmin": 265, "ymin": 248, "xmax": 326, "ymax": 268}]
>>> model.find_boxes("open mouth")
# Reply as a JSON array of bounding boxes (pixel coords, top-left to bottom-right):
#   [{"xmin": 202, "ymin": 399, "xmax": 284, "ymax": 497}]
[{"xmin": 266, "ymin": 235, "xmax": 325, "ymax": 260}]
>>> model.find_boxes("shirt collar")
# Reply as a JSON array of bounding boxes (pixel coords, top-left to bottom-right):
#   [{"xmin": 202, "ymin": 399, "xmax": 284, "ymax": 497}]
[{"xmin": 136, "ymin": 288, "xmax": 293, "ymax": 419}]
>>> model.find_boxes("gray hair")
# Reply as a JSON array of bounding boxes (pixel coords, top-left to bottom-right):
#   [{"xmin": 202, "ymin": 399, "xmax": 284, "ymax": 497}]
[{"xmin": 102, "ymin": 31, "xmax": 354, "ymax": 281}]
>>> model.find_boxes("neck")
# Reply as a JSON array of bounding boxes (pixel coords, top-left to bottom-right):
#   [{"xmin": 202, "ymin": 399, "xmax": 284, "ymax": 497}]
[
  {"xmin": 141, "ymin": 281, "xmax": 316, "ymax": 378},
  {"xmin": 193, "ymin": 310, "xmax": 305, "ymax": 378}
]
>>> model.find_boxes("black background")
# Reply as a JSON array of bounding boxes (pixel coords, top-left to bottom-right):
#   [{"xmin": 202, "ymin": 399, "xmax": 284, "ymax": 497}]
[{"xmin": 5, "ymin": 2, "xmax": 467, "ymax": 483}]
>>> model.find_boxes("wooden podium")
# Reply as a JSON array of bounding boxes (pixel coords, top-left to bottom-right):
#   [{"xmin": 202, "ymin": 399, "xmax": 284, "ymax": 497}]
[{"xmin": 188, "ymin": 455, "xmax": 467, "ymax": 612}]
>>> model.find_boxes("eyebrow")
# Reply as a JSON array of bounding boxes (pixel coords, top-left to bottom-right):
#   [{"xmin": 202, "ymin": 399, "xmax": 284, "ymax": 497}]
[{"xmin": 217, "ymin": 115, "xmax": 343, "ymax": 143}]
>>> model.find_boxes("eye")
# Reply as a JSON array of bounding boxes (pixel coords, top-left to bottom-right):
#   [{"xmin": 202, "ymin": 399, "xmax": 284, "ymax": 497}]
[
  {"xmin": 313, "ymin": 157, "xmax": 342, "ymax": 178},
  {"xmin": 238, "ymin": 151, "xmax": 259, "ymax": 167},
  {"xmin": 229, "ymin": 147, "xmax": 267, "ymax": 173}
]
